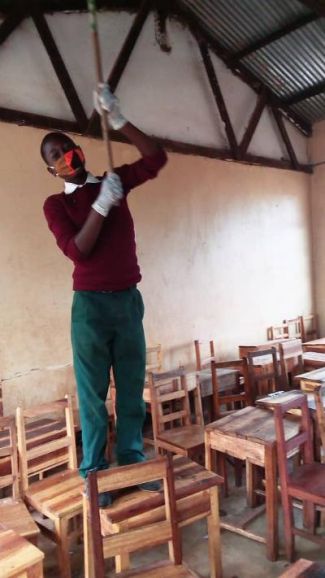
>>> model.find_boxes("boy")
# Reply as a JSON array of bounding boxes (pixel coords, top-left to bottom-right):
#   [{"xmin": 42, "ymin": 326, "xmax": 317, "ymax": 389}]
[{"xmin": 42, "ymin": 85, "xmax": 167, "ymax": 504}]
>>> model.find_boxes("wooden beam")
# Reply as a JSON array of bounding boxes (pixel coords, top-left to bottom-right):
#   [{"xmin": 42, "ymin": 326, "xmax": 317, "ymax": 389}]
[
  {"xmin": 0, "ymin": 108, "xmax": 311, "ymax": 173},
  {"xmin": 31, "ymin": 8, "xmax": 88, "ymax": 131},
  {"xmin": 0, "ymin": 2, "xmax": 26, "ymax": 46},
  {"xmin": 173, "ymin": 1, "xmax": 312, "ymax": 136},
  {"xmin": 284, "ymin": 80, "xmax": 325, "ymax": 106},
  {"xmin": 87, "ymin": 125, "xmax": 312, "ymax": 173},
  {"xmin": 272, "ymin": 108, "xmax": 299, "ymax": 170},
  {"xmin": 229, "ymin": 13, "xmax": 317, "ymax": 62},
  {"xmin": 86, "ymin": 0, "xmax": 152, "ymax": 135},
  {"xmin": 0, "ymin": 107, "xmax": 80, "ymax": 133},
  {"xmin": 239, "ymin": 90, "xmax": 267, "ymax": 157},
  {"xmin": 197, "ymin": 39, "xmax": 238, "ymax": 159}
]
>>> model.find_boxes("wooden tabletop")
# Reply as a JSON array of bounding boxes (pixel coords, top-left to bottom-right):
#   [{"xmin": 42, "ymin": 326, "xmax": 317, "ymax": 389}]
[
  {"xmin": 304, "ymin": 337, "xmax": 325, "ymax": 347},
  {"xmin": 295, "ymin": 367, "xmax": 325, "ymax": 385},
  {"xmin": 206, "ymin": 405, "xmax": 299, "ymax": 445},
  {"xmin": 256, "ymin": 390, "xmax": 320, "ymax": 412}
]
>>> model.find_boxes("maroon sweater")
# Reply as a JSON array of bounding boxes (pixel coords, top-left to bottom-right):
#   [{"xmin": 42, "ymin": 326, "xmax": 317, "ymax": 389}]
[{"xmin": 43, "ymin": 149, "xmax": 167, "ymax": 291}]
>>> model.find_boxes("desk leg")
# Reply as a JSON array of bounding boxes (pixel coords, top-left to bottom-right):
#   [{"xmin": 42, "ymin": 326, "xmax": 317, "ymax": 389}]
[
  {"xmin": 264, "ymin": 445, "xmax": 278, "ymax": 561},
  {"xmin": 207, "ymin": 485, "xmax": 222, "ymax": 578}
]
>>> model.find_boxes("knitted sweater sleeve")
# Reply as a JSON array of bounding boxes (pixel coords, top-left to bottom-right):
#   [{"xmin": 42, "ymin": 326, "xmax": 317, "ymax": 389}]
[
  {"xmin": 115, "ymin": 148, "xmax": 167, "ymax": 194},
  {"xmin": 43, "ymin": 195, "xmax": 86, "ymax": 263}
]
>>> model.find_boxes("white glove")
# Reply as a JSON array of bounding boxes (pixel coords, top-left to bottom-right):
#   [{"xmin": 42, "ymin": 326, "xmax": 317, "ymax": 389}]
[
  {"xmin": 92, "ymin": 172, "xmax": 123, "ymax": 217},
  {"xmin": 93, "ymin": 83, "xmax": 127, "ymax": 131}
]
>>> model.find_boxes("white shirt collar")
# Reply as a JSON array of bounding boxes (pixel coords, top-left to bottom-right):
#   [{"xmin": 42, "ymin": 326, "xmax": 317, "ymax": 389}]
[{"xmin": 64, "ymin": 172, "xmax": 100, "ymax": 194}]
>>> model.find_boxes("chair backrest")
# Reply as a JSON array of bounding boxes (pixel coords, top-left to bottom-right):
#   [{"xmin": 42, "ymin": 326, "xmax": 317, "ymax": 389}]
[
  {"xmin": 84, "ymin": 456, "xmax": 181, "ymax": 578},
  {"xmin": 279, "ymin": 339, "xmax": 304, "ymax": 388},
  {"xmin": 16, "ymin": 395, "xmax": 77, "ymax": 492},
  {"xmin": 194, "ymin": 339, "xmax": 215, "ymax": 371},
  {"xmin": 244, "ymin": 347, "xmax": 282, "ymax": 403},
  {"xmin": 0, "ymin": 415, "xmax": 19, "ymax": 499},
  {"xmin": 148, "ymin": 369, "xmax": 203, "ymax": 439},
  {"xmin": 210, "ymin": 359, "xmax": 247, "ymax": 419},
  {"xmin": 267, "ymin": 322, "xmax": 289, "ymax": 341},
  {"xmin": 284, "ymin": 317, "xmax": 302, "ymax": 340},
  {"xmin": 300, "ymin": 314, "xmax": 318, "ymax": 343},
  {"xmin": 146, "ymin": 344, "xmax": 163, "ymax": 374},
  {"xmin": 274, "ymin": 394, "xmax": 314, "ymax": 492}
]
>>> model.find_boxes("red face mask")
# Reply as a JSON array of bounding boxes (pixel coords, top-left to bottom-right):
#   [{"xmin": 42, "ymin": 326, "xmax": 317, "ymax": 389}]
[{"xmin": 51, "ymin": 146, "xmax": 85, "ymax": 178}]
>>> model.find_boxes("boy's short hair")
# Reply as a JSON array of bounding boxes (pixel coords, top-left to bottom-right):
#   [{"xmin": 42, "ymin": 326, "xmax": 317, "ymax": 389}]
[{"xmin": 40, "ymin": 132, "xmax": 74, "ymax": 162}]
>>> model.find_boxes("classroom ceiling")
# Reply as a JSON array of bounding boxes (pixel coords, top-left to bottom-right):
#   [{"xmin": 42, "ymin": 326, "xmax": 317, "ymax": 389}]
[
  {"xmin": 1, "ymin": 0, "xmax": 324, "ymax": 137},
  {"xmin": 0, "ymin": 0, "xmax": 324, "ymax": 172}
]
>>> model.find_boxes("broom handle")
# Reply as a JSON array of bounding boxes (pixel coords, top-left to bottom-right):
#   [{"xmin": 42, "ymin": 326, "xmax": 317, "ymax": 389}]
[{"xmin": 87, "ymin": 0, "xmax": 114, "ymax": 172}]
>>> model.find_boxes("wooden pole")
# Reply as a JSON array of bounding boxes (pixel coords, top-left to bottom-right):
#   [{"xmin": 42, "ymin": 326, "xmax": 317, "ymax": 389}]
[{"xmin": 87, "ymin": 0, "xmax": 114, "ymax": 171}]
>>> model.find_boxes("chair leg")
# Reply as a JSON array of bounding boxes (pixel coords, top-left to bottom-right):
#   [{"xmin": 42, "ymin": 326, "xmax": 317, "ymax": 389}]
[
  {"xmin": 282, "ymin": 495, "xmax": 295, "ymax": 562},
  {"xmin": 83, "ymin": 496, "xmax": 95, "ymax": 578},
  {"xmin": 303, "ymin": 500, "xmax": 316, "ymax": 533},
  {"xmin": 54, "ymin": 517, "xmax": 72, "ymax": 578}
]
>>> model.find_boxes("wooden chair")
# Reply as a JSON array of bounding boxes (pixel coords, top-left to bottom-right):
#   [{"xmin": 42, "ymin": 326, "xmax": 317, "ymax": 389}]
[
  {"xmin": 285, "ymin": 317, "xmax": 303, "ymax": 340},
  {"xmin": 146, "ymin": 344, "xmax": 163, "ymax": 375},
  {"xmin": 0, "ymin": 415, "xmax": 40, "ymax": 544},
  {"xmin": 148, "ymin": 369, "xmax": 204, "ymax": 463},
  {"xmin": 274, "ymin": 393, "xmax": 325, "ymax": 561},
  {"xmin": 83, "ymin": 456, "xmax": 203, "ymax": 578},
  {"xmin": 0, "ymin": 526, "xmax": 44, "ymax": 578},
  {"xmin": 244, "ymin": 347, "xmax": 283, "ymax": 404},
  {"xmin": 210, "ymin": 359, "xmax": 248, "ymax": 420},
  {"xmin": 279, "ymin": 340, "xmax": 304, "ymax": 389},
  {"xmin": 267, "ymin": 322, "xmax": 289, "ymax": 341},
  {"xmin": 194, "ymin": 339, "xmax": 215, "ymax": 371},
  {"xmin": 300, "ymin": 314, "xmax": 319, "ymax": 343},
  {"xmin": 16, "ymin": 396, "xmax": 83, "ymax": 578},
  {"xmin": 95, "ymin": 455, "xmax": 222, "ymax": 578}
]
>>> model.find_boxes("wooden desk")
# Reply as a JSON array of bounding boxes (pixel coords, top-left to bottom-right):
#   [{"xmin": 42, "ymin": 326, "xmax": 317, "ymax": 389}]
[
  {"xmin": 303, "ymin": 350, "xmax": 325, "ymax": 369},
  {"xmin": 143, "ymin": 367, "xmax": 238, "ymax": 403},
  {"xmin": 239, "ymin": 339, "xmax": 296, "ymax": 359},
  {"xmin": 295, "ymin": 367, "xmax": 325, "ymax": 387},
  {"xmin": 205, "ymin": 405, "xmax": 299, "ymax": 561},
  {"xmin": 303, "ymin": 337, "xmax": 325, "ymax": 353}
]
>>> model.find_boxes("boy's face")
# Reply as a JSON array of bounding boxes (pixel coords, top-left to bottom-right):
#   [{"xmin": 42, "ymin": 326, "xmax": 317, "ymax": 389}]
[{"xmin": 43, "ymin": 135, "xmax": 86, "ymax": 182}]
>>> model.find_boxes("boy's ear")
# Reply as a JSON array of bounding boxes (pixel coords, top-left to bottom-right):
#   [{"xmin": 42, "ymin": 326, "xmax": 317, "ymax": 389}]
[{"xmin": 47, "ymin": 166, "xmax": 57, "ymax": 177}]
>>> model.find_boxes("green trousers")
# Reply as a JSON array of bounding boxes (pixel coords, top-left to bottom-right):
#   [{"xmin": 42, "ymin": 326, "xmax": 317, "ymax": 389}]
[{"xmin": 71, "ymin": 287, "xmax": 146, "ymax": 478}]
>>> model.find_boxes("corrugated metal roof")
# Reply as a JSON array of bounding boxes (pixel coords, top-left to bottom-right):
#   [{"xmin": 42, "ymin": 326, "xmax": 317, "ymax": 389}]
[{"xmin": 178, "ymin": 0, "xmax": 325, "ymax": 124}]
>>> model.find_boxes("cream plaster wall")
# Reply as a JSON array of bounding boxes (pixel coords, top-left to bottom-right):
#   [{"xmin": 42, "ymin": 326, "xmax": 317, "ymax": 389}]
[
  {"xmin": 309, "ymin": 120, "xmax": 325, "ymax": 335},
  {"xmin": 0, "ymin": 122, "xmax": 312, "ymax": 413}
]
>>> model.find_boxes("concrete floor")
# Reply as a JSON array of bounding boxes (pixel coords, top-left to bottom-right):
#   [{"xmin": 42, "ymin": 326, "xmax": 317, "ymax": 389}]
[{"xmin": 39, "ymin": 459, "xmax": 325, "ymax": 578}]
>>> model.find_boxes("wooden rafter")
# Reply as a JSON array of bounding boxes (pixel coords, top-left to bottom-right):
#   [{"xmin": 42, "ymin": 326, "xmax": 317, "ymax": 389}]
[
  {"xmin": 30, "ymin": 7, "xmax": 88, "ymax": 131},
  {"xmin": 228, "ymin": 13, "xmax": 317, "ymax": 62},
  {"xmin": 239, "ymin": 90, "xmax": 267, "ymax": 158},
  {"xmin": 272, "ymin": 108, "xmax": 299, "ymax": 170},
  {"xmin": 0, "ymin": 2, "xmax": 26, "ymax": 46},
  {"xmin": 0, "ymin": 106, "xmax": 79, "ymax": 133},
  {"xmin": 173, "ymin": 1, "xmax": 312, "ymax": 136},
  {"xmin": 197, "ymin": 38, "xmax": 238, "ymax": 159},
  {"xmin": 86, "ymin": 0, "xmax": 151, "ymax": 135}
]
